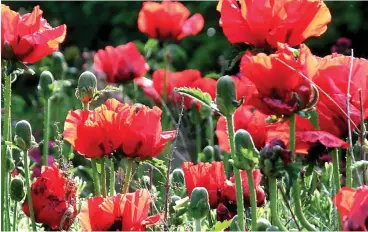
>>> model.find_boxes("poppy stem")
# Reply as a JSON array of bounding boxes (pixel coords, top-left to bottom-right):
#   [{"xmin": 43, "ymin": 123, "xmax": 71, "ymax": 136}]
[
  {"xmin": 100, "ymin": 158, "xmax": 107, "ymax": 197},
  {"xmin": 163, "ymin": 43, "xmax": 169, "ymax": 103},
  {"xmin": 245, "ymin": 169, "xmax": 257, "ymax": 231},
  {"xmin": 207, "ymin": 112, "xmax": 214, "ymax": 146},
  {"xmin": 289, "ymin": 113, "xmax": 317, "ymax": 231},
  {"xmin": 195, "ymin": 219, "xmax": 201, "ymax": 231},
  {"xmin": 225, "ymin": 115, "xmax": 245, "ymax": 230},
  {"xmin": 122, "ymin": 159, "xmax": 134, "ymax": 194},
  {"xmin": 91, "ymin": 159, "xmax": 101, "ymax": 196},
  {"xmin": 83, "ymin": 102, "xmax": 89, "ymax": 111},
  {"xmin": 42, "ymin": 98, "xmax": 51, "ymax": 166},
  {"xmin": 345, "ymin": 149, "xmax": 352, "ymax": 188},
  {"xmin": 23, "ymin": 150, "xmax": 37, "ymax": 231},
  {"xmin": 195, "ymin": 122, "xmax": 201, "ymax": 157},
  {"xmin": 12, "ymin": 201, "xmax": 17, "ymax": 231},
  {"xmin": 269, "ymin": 176, "xmax": 287, "ymax": 231},
  {"xmin": 109, "ymin": 158, "xmax": 115, "ymax": 196},
  {"xmin": 1, "ymin": 70, "xmax": 12, "ymax": 231},
  {"xmin": 331, "ymin": 149, "xmax": 341, "ymax": 193}
]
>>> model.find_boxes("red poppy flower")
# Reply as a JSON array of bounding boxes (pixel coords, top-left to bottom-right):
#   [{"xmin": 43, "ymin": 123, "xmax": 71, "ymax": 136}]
[
  {"xmin": 222, "ymin": 169, "xmax": 265, "ymax": 207},
  {"xmin": 218, "ymin": 0, "xmax": 331, "ymax": 48},
  {"xmin": 138, "ymin": 1, "xmax": 204, "ymax": 40},
  {"xmin": 232, "ymin": 74, "xmax": 257, "ymax": 104},
  {"xmin": 22, "ymin": 163, "xmax": 77, "ymax": 230},
  {"xmin": 78, "ymin": 190, "xmax": 160, "ymax": 231},
  {"xmin": 216, "ymin": 104, "xmax": 270, "ymax": 152},
  {"xmin": 266, "ymin": 114, "xmax": 349, "ymax": 154},
  {"xmin": 182, "ymin": 162, "xmax": 226, "ymax": 208},
  {"xmin": 1, "ymin": 5, "xmax": 66, "ymax": 63},
  {"xmin": 119, "ymin": 104, "xmax": 176, "ymax": 159},
  {"xmin": 94, "ymin": 42, "xmax": 149, "ymax": 83},
  {"xmin": 135, "ymin": 69, "xmax": 216, "ymax": 108},
  {"xmin": 63, "ymin": 99, "xmax": 130, "ymax": 158},
  {"xmin": 334, "ymin": 185, "xmax": 368, "ymax": 231},
  {"xmin": 240, "ymin": 43, "xmax": 319, "ymax": 116},
  {"xmin": 313, "ymin": 53, "xmax": 368, "ymax": 138}
]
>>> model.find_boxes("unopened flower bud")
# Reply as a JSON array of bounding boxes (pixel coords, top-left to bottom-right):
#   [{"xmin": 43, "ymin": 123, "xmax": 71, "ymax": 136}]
[
  {"xmin": 14, "ymin": 120, "xmax": 33, "ymax": 150},
  {"xmin": 171, "ymin": 168, "xmax": 186, "ymax": 196},
  {"xmin": 10, "ymin": 177, "xmax": 25, "ymax": 201},
  {"xmin": 169, "ymin": 195, "xmax": 181, "ymax": 215},
  {"xmin": 256, "ymin": 218, "xmax": 272, "ymax": 231},
  {"xmin": 266, "ymin": 226, "xmax": 280, "ymax": 231},
  {"xmin": 216, "ymin": 76, "xmax": 237, "ymax": 116},
  {"xmin": 188, "ymin": 187, "xmax": 210, "ymax": 220},
  {"xmin": 76, "ymin": 71, "xmax": 97, "ymax": 104},
  {"xmin": 234, "ymin": 129, "xmax": 259, "ymax": 170},
  {"xmin": 38, "ymin": 71, "xmax": 54, "ymax": 99},
  {"xmin": 201, "ymin": 146, "xmax": 215, "ymax": 162}
]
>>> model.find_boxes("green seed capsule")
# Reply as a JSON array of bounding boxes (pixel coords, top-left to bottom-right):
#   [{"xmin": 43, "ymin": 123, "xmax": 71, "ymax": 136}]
[
  {"xmin": 10, "ymin": 177, "xmax": 25, "ymax": 201},
  {"xmin": 216, "ymin": 75, "xmax": 237, "ymax": 116},
  {"xmin": 188, "ymin": 187, "xmax": 210, "ymax": 220},
  {"xmin": 14, "ymin": 120, "xmax": 33, "ymax": 150},
  {"xmin": 234, "ymin": 129, "xmax": 259, "ymax": 170}
]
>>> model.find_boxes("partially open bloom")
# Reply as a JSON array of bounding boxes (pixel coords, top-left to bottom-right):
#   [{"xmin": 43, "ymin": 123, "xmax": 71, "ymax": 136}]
[
  {"xmin": 94, "ymin": 43, "xmax": 149, "ymax": 83},
  {"xmin": 240, "ymin": 43, "xmax": 319, "ymax": 116},
  {"xmin": 222, "ymin": 169, "xmax": 265, "ymax": 207},
  {"xmin": 313, "ymin": 54, "xmax": 368, "ymax": 138},
  {"xmin": 182, "ymin": 162, "xmax": 226, "ymax": 208},
  {"xmin": 63, "ymin": 99, "xmax": 128, "ymax": 158},
  {"xmin": 1, "ymin": 5, "xmax": 66, "ymax": 63},
  {"xmin": 218, "ymin": 0, "xmax": 331, "ymax": 48},
  {"xmin": 78, "ymin": 190, "xmax": 160, "ymax": 231},
  {"xmin": 216, "ymin": 104, "xmax": 270, "ymax": 153},
  {"xmin": 138, "ymin": 1, "xmax": 204, "ymax": 40},
  {"xmin": 22, "ymin": 163, "xmax": 77, "ymax": 230},
  {"xmin": 334, "ymin": 185, "xmax": 368, "ymax": 231},
  {"xmin": 135, "ymin": 69, "xmax": 216, "ymax": 108}
]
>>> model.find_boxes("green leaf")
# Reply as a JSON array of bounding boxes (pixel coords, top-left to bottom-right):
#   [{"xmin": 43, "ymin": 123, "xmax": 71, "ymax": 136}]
[
  {"xmin": 175, "ymin": 87, "xmax": 216, "ymax": 110},
  {"xmin": 204, "ymin": 72, "xmax": 219, "ymax": 79},
  {"xmin": 308, "ymin": 110, "xmax": 319, "ymax": 129},
  {"xmin": 144, "ymin": 39, "xmax": 159, "ymax": 57},
  {"xmin": 100, "ymin": 85, "xmax": 121, "ymax": 93},
  {"xmin": 240, "ymin": 148, "xmax": 259, "ymax": 163},
  {"xmin": 143, "ymin": 157, "xmax": 167, "ymax": 177},
  {"xmin": 211, "ymin": 219, "xmax": 233, "ymax": 232},
  {"xmin": 352, "ymin": 160, "xmax": 368, "ymax": 170}
]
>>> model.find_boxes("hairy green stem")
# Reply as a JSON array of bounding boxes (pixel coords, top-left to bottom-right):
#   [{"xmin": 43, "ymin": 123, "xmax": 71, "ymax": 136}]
[
  {"xmin": 331, "ymin": 149, "xmax": 341, "ymax": 193},
  {"xmin": 224, "ymin": 116, "xmax": 233, "ymax": 178},
  {"xmin": 345, "ymin": 148, "xmax": 352, "ymax": 188},
  {"xmin": 245, "ymin": 169, "xmax": 257, "ymax": 231},
  {"xmin": 226, "ymin": 115, "xmax": 245, "ymax": 230},
  {"xmin": 122, "ymin": 159, "xmax": 133, "ymax": 194},
  {"xmin": 91, "ymin": 159, "xmax": 101, "ymax": 196},
  {"xmin": 12, "ymin": 201, "xmax": 17, "ymax": 232},
  {"xmin": 24, "ymin": 150, "xmax": 36, "ymax": 231},
  {"xmin": 100, "ymin": 158, "xmax": 107, "ymax": 197},
  {"xmin": 195, "ymin": 219, "xmax": 201, "ymax": 232},
  {"xmin": 269, "ymin": 177, "xmax": 287, "ymax": 231},
  {"xmin": 196, "ymin": 123, "xmax": 201, "ymax": 156},
  {"xmin": 42, "ymin": 98, "xmax": 51, "ymax": 166},
  {"xmin": 290, "ymin": 113, "xmax": 317, "ymax": 231},
  {"xmin": 207, "ymin": 113, "xmax": 214, "ymax": 146},
  {"xmin": 109, "ymin": 158, "xmax": 115, "ymax": 196}
]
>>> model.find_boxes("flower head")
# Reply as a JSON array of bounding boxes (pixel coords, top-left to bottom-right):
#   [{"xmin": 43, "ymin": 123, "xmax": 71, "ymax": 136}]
[
  {"xmin": 1, "ymin": 4, "xmax": 66, "ymax": 63},
  {"xmin": 78, "ymin": 190, "xmax": 160, "ymax": 231},
  {"xmin": 138, "ymin": 1, "xmax": 204, "ymax": 40},
  {"xmin": 22, "ymin": 163, "xmax": 77, "ymax": 230},
  {"xmin": 94, "ymin": 43, "xmax": 149, "ymax": 83},
  {"xmin": 218, "ymin": 0, "xmax": 331, "ymax": 48}
]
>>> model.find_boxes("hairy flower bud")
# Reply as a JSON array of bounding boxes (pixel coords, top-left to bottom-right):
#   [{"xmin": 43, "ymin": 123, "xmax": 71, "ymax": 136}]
[
  {"xmin": 171, "ymin": 169, "xmax": 186, "ymax": 197},
  {"xmin": 256, "ymin": 218, "xmax": 272, "ymax": 231},
  {"xmin": 10, "ymin": 177, "xmax": 25, "ymax": 202},
  {"xmin": 51, "ymin": 51, "xmax": 67, "ymax": 78},
  {"xmin": 14, "ymin": 120, "xmax": 34, "ymax": 150},
  {"xmin": 216, "ymin": 75, "xmax": 237, "ymax": 116},
  {"xmin": 38, "ymin": 71, "xmax": 54, "ymax": 99},
  {"xmin": 200, "ymin": 145, "xmax": 215, "ymax": 162},
  {"xmin": 234, "ymin": 129, "xmax": 259, "ymax": 170},
  {"xmin": 188, "ymin": 187, "xmax": 210, "ymax": 220},
  {"xmin": 76, "ymin": 71, "xmax": 97, "ymax": 104}
]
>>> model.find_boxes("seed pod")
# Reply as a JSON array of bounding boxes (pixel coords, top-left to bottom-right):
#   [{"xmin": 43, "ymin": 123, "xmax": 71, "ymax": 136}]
[
  {"xmin": 202, "ymin": 145, "xmax": 215, "ymax": 162},
  {"xmin": 188, "ymin": 187, "xmax": 210, "ymax": 220},
  {"xmin": 38, "ymin": 71, "xmax": 54, "ymax": 99},
  {"xmin": 14, "ymin": 120, "xmax": 33, "ymax": 150},
  {"xmin": 10, "ymin": 177, "xmax": 25, "ymax": 201},
  {"xmin": 76, "ymin": 71, "xmax": 97, "ymax": 104},
  {"xmin": 234, "ymin": 129, "xmax": 259, "ymax": 170},
  {"xmin": 216, "ymin": 75, "xmax": 237, "ymax": 116}
]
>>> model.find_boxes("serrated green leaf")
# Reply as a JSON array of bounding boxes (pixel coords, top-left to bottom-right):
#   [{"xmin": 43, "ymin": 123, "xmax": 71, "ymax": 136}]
[
  {"xmin": 175, "ymin": 87, "xmax": 216, "ymax": 110},
  {"xmin": 211, "ymin": 219, "xmax": 233, "ymax": 232},
  {"xmin": 143, "ymin": 157, "xmax": 167, "ymax": 176}
]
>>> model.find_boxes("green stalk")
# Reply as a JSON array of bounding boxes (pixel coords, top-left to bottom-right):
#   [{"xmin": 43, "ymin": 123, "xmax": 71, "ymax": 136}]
[
  {"xmin": 195, "ymin": 219, "xmax": 201, "ymax": 232},
  {"xmin": 1, "ymin": 72, "xmax": 12, "ymax": 231},
  {"xmin": 331, "ymin": 149, "xmax": 341, "ymax": 192},
  {"xmin": 345, "ymin": 148, "xmax": 352, "ymax": 188},
  {"xmin": 207, "ymin": 113, "xmax": 214, "ymax": 146},
  {"xmin": 12, "ymin": 201, "xmax": 17, "ymax": 232},
  {"xmin": 122, "ymin": 159, "xmax": 134, "ymax": 194},
  {"xmin": 24, "ymin": 150, "xmax": 36, "ymax": 231},
  {"xmin": 245, "ymin": 169, "xmax": 257, "ymax": 231},
  {"xmin": 91, "ymin": 159, "xmax": 101, "ymax": 196},
  {"xmin": 196, "ymin": 123, "xmax": 201, "ymax": 156},
  {"xmin": 225, "ymin": 115, "xmax": 245, "ymax": 230},
  {"xmin": 42, "ymin": 98, "xmax": 51, "ymax": 166},
  {"xmin": 289, "ymin": 113, "xmax": 317, "ymax": 231},
  {"xmin": 109, "ymin": 158, "xmax": 115, "ymax": 196},
  {"xmin": 224, "ymin": 117, "xmax": 233, "ymax": 178},
  {"xmin": 100, "ymin": 158, "xmax": 107, "ymax": 197},
  {"xmin": 163, "ymin": 43, "xmax": 169, "ymax": 103},
  {"xmin": 269, "ymin": 176, "xmax": 287, "ymax": 231}
]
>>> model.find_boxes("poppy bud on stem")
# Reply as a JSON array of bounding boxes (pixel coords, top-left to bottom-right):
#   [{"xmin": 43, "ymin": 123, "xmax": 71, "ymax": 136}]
[
  {"xmin": 10, "ymin": 177, "xmax": 25, "ymax": 231},
  {"xmin": 76, "ymin": 71, "xmax": 97, "ymax": 108},
  {"xmin": 188, "ymin": 187, "xmax": 210, "ymax": 231},
  {"xmin": 15, "ymin": 121, "xmax": 36, "ymax": 231}
]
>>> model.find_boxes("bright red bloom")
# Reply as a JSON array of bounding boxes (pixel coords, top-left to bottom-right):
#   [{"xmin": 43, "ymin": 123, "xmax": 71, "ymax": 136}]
[
  {"xmin": 266, "ymin": 114, "xmax": 349, "ymax": 154},
  {"xmin": 218, "ymin": 0, "xmax": 331, "ymax": 48},
  {"xmin": 232, "ymin": 74, "xmax": 257, "ymax": 104},
  {"xmin": 313, "ymin": 54, "xmax": 368, "ymax": 138},
  {"xmin": 78, "ymin": 190, "xmax": 160, "ymax": 231},
  {"xmin": 63, "ymin": 99, "xmax": 129, "ymax": 159},
  {"xmin": 334, "ymin": 185, "xmax": 368, "ymax": 231},
  {"xmin": 22, "ymin": 163, "xmax": 77, "ymax": 230},
  {"xmin": 240, "ymin": 43, "xmax": 319, "ymax": 116},
  {"xmin": 216, "ymin": 104, "xmax": 270, "ymax": 152},
  {"xmin": 138, "ymin": 1, "xmax": 204, "ymax": 40},
  {"xmin": 222, "ymin": 169, "xmax": 265, "ymax": 207},
  {"xmin": 1, "ymin": 5, "xmax": 66, "ymax": 63},
  {"xmin": 119, "ymin": 104, "xmax": 176, "ymax": 159},
  {"xmin": 135, "ymin": 69, "xmax": 216, "ymax": 108},
  {"xmin": 182, "ymin": 162, "xmax": 226, "ymax": 208},
  {"xmin": 94, "ymin": 42, "xmax": 149, "ymax": 83}
]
